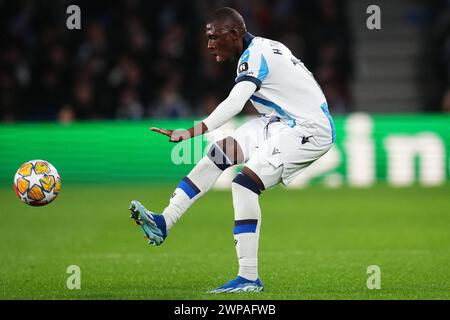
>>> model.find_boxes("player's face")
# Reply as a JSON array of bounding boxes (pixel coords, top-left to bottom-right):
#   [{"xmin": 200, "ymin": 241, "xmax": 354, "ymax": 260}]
[{"xmin": 205, "ymin": 22, "xmax": 238, "ymax": 63}]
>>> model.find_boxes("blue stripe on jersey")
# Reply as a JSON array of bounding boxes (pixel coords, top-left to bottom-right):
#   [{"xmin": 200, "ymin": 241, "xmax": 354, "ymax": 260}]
[
  {"xmin": 257, "ymin": 54, "xmax": 269, "ymax": 82},
  {"xmin": 177, "ymin": 177, "xmax": 200, "ymax": 199},
  {"xmin": 250, "ymin": 95, "xmax": 296, "ymax": 127},
  {"xmin": 321, "ymin": 102, "xmax": 336, "ymax": 143},
  {"xmin": 240, "ymin": 49, "xmax": 250, "ymax": 64},
  {"xmin": 237, "ymin": 49, "xmax": 251, "ymax": 78}
]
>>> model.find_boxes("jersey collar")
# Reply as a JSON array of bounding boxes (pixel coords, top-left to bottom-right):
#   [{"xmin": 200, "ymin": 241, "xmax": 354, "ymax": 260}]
[{"xmin": 243, "ymin": 32, "xmax": 255, "ymax": 51}]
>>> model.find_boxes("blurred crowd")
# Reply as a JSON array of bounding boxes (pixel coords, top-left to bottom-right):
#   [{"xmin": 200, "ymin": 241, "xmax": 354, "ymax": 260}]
[{"xmin": 0, "ymin": 0, "xmax": 353, "ymax": 122}]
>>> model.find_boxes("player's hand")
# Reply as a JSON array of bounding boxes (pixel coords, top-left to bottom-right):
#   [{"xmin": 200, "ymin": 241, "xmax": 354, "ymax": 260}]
[{"xmin": 150, "ymin": 127, "xmax": 192, "ymax": 143}]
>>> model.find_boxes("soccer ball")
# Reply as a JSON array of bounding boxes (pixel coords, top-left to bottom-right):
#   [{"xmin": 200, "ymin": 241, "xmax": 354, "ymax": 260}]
[{"xmin": 13, "ymin": 159, "xmax": 61, "ymax": 206}]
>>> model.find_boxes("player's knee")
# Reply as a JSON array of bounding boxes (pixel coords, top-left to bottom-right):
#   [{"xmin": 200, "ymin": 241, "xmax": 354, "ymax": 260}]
[
  {"xmin": 207, "ymin": 137, "xmax": 244, "ymax": 170},
  {"xmin": 207, "ymin": 142, "xmax": 232, "ymax": 170},
  {"xmin": 232, "ymin": 170, "xmax": 265, "ymax": 195}
]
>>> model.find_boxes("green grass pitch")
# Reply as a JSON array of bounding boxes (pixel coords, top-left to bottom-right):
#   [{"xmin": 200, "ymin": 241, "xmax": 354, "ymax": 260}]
[{"xmin": 0, "ymin": 184, "xmax": 449, "ymax": 299}]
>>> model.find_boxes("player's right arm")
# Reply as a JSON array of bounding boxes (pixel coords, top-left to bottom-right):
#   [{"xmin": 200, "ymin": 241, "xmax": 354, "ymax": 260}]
[
  {"xmin": 151, "ymin": 80, "xmax": 257, "ymax": 142},
  {"xmin": 202, "ymin": 80, "xmax": 256, "ymax": 131}
]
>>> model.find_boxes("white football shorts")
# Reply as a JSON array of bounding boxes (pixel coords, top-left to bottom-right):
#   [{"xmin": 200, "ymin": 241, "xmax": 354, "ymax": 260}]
[{"xmin": 233, "ymin": 116, "xmax": 332, "ymax": 188}]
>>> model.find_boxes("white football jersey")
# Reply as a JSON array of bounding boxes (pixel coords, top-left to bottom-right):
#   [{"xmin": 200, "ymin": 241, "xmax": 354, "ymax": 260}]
[{"xmin": 235, "ymin": 33, "xmax": 336, "ymax": 145}]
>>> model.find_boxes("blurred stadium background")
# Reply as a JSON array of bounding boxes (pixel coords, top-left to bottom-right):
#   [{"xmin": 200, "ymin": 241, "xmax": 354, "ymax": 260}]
[
  {"xmin": 1, "ymin": 0, "xmax": 449, "ymax": 186},
  {"xmin": 1, "ymin": 0, "xmax": 450, "ymax": 121},
  {"xmin": 0, "ymin": 0, "xmax": 450, "ymax": 299}
]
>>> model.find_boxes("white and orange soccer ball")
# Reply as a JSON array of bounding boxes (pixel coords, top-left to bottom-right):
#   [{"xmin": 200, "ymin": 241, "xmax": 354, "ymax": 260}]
[{"xmin": 13, "ymin": 160, "xmax": 61, "ymax": 206}]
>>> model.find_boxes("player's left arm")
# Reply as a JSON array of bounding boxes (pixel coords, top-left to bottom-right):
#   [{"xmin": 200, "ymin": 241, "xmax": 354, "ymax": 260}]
[{"xmin": 151, "ymin": 81, "xmax": 257, "ymax": 142}]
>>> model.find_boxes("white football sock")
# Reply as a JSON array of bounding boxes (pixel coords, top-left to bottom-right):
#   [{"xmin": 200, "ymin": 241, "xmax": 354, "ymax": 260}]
[
  {"xmin": 162, "ymin": 156, "xmax": 223, "ymax": 230},
  {"xmin": 232, "ymin": 177, "xmax": 262, "ymax": 281}
]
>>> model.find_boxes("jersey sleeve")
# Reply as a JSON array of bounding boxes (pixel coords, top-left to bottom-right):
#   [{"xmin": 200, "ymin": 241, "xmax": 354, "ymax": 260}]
[
  {"xmin": 235, "ymin": 46, "xmax": 269, "ymax": 90},
  {"xmin": 202, "ymin": 81, "xmax": 257, "ymax": 132}
]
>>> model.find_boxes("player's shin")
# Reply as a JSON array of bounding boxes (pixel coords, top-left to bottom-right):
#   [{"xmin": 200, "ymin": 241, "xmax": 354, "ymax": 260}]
[
  {"xmin": 232, "ymin": 172, "xmax": 263, "ymax": 281},
  {"xmin": 162, "ymin": 156, "xmax": 223, "ymax": 230},
  {"xmin": 163, "ymin": 140, "xmax": 242, "ymax": 230}
]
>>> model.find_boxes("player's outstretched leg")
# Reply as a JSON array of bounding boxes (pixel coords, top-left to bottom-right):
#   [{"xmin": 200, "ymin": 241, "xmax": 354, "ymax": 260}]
[
  {"xmin": 209, "ymin": 167, "xmax": 264, "ymax": 293},
  {"xmin": 129, "ymin": 137, "xmax": 244, "ymax": 246},
  {"xmin": 162, "ymin": 137, "xmax": 244, "ymax": 230}
]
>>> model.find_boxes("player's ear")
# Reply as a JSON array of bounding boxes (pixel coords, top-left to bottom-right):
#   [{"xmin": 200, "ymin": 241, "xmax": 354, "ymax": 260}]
[{"xmin": 229, "ymin": 29, "xmax": 240, "ymax": 41}]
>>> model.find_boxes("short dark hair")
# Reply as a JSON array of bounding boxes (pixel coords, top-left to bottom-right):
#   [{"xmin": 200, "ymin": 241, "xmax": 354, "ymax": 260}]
[{"xmin": 207, "ymin": 7, "xmax": 247, "ymax": 35}]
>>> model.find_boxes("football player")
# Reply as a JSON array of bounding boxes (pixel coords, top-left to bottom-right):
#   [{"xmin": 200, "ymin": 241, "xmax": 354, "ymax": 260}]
[{"xmin": 130, "ymin": 7, "xmax": 335, "ymax": 293}]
